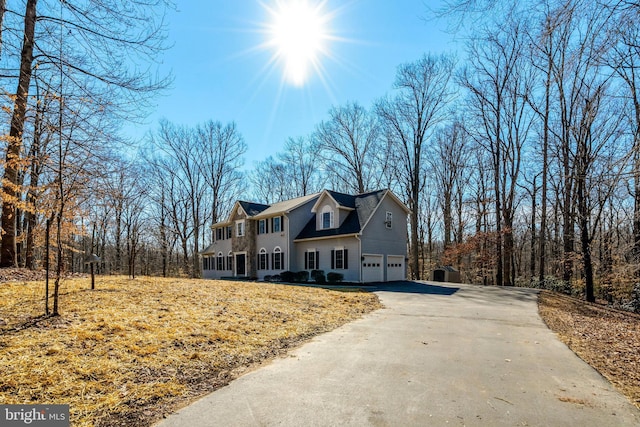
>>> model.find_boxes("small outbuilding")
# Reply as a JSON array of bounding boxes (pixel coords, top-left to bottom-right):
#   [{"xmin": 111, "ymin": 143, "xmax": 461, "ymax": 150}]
[{"xmin": 432, "ymin": 266, "xmax": 461, "ymax": 283}]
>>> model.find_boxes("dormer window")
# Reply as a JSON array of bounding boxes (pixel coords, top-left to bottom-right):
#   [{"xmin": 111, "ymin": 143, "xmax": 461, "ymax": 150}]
[{"xmin": 321, "ymin": 206, "xmax": 334, "ymax": 229}]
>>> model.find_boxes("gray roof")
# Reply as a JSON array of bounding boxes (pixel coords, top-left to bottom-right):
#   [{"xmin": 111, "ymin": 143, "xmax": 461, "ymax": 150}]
[
  {"xmin": 201, "ymin": 243, "xmax": 217, "ymax": 255},
  {"xmin": 295, "ymin": 189, "xmax": 388, "ymax": 240},
  {"xmin": 238, "ymin": 201, "xmax": 270, "ymax": 217}
]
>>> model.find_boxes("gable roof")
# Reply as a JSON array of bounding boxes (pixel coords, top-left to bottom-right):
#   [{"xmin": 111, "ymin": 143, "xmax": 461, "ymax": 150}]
[
  {"xmin": 201, "ymin": 243, "xmax": 217, "ymax": 255},
  {"xmin": 295, "ymin": 189, "xmax": 401, "ymax": 241},
  {"xmin": 238, "ymin": 201, "xmax": 270, "ymax": 217},
  {"xmin": 252, "ymin": 193, "xmax": 320, "ymax": 219},
  {"xmin": 310, "ymin": 190, "xmax": 355, "ymax": 213},
  {"xmin": 212, "ymin": 200, "xmax": 270, "ymax": 227}
]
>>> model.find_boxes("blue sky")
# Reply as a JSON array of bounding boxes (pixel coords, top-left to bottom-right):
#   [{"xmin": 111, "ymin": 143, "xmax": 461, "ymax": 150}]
[{"xmin": 134, "ymin": 1, "xmax": 456, "ymax": 167}]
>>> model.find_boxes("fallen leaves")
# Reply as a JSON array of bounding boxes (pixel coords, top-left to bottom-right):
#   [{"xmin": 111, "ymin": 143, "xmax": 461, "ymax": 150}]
[{"xmin": 538, "ymin": 290, "xmax": 640, "ymax": 409}]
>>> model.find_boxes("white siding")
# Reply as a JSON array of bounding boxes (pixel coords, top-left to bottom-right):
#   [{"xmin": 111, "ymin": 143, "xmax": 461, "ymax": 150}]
[
  {"xmin": 386, "ymin": 255, "xmax": 405, "ymax": 281},
  {"xmin": 362, "ymin": 254, "xmax": 384, "ymax": 283}
]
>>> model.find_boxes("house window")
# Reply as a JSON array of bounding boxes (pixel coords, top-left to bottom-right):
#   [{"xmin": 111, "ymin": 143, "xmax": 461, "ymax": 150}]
[
  {"xmin": 203, "ymin": 257, "xmax": 209, "ymax": 270},
  {"xmin": 273, "ymin": 247, "xmax": 283, "ymax": 270},
  {"xmin": 305, "ymin": 250, "xmax": 319, "ymax": 270},
  {"xmin": 217, "ymin": 228, "xmax": 224, "ymax": 241},
  {"xmin": 331, "ymin": 248, "xmax": 349, "ymax": 270},
  {"xmin": 258, "ymin": 248, "xmax": 268, "ymax": 270},
  {"xmin": 272, "ymin": 216, "xmax": 282, "ymax": 233},
  {"xmin": 227, "ymin": 252, "xmax": 233, "ymax": 271},
  {"xmin": 217, "ymin": 252, "xmax": 224, "ymax": 271},
  {"xmin": 236, "ymin": 220, "xmax": 245, "ymax": 237},
  {"xmin": 385, "ymin": 211, "xmax": 393, "ymax": 229},
  {"xmin": 226, "ymin": 226, "xmax": 232, "ymax": 239},
  {"xmin": 321, "ymin": 206, "xmax": 334, "ymax": 229},
  {"xmin": 258, "ymin": 219, "xmax": 266, "ymax": 234}
]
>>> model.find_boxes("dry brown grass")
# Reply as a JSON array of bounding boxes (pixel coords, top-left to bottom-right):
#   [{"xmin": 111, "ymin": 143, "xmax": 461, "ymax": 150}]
[
  {"xmin": 0, "ymin": 276, "xmax": 381, "ymax": 426},
  {"xmin": 538, "ymin": 290, "xmax": 640, "ymax": 409}
]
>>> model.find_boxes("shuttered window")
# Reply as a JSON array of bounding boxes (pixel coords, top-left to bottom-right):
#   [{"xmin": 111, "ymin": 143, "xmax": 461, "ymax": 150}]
[{"xmin": 331, "ymin": 249, "xmax": 348, "ymax": 269}]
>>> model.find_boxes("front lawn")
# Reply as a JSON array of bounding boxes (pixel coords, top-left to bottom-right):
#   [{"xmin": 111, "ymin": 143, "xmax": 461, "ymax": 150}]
[{"xmin": 0, "ymin": 276, "xmax": 381, "ymax": 426}]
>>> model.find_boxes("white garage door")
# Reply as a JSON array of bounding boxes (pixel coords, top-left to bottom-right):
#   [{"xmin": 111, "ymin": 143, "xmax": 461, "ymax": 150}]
[
  {"xmin": 362, "ymin": 254, "xmax": 384, "ymax": 283},
  {"xmin": 387, "ymin": 255, "xmax": 405, "ymax": 281}
]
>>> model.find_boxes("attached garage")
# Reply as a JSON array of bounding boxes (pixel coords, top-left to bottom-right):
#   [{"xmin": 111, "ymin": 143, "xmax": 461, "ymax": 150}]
[
  {"xmin": 362, "ymin": 254, "xmax": 384, "ymax": 283},
  {"xmin": 386, "ymin": 255, "xmax": 405, "ymax": 281}
]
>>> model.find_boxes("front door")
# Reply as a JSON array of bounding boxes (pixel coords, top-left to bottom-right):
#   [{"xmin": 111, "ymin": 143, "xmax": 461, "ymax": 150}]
[{"xmin": 235, "ymin": 253, "xmax": 246, "ymax": 276}]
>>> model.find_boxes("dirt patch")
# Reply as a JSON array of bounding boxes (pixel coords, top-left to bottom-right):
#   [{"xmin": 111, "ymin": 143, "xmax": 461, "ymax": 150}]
[
  {"xmin": 538, "ymin": 290, "xmax": 640, "ymax": 409},
  {"xmin": 0, "ymin": 275, "xmax": 382, "ymax": 426}
]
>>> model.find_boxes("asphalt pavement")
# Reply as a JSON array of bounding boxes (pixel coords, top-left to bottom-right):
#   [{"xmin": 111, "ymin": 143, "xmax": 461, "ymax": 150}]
[{"xmin": 156, "ymin": 281, "xmax": 640, "ymax": 426}]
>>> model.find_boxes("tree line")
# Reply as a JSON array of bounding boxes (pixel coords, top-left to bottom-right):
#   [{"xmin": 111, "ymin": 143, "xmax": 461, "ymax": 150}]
[{"xmin": 1, "ymin": 0, "xmax": 640, "ymax": 311}]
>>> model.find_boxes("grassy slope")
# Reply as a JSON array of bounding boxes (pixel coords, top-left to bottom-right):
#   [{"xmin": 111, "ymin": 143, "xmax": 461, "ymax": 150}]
[{"xmin": 0, "ymin": 276, "xmax": 381, "ymax": 426}]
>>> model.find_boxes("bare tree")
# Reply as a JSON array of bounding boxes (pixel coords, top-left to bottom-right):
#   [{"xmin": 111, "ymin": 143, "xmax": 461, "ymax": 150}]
[
  {"xmin": 609, "ymin": 6, "xmax": 640, "ymax": 270},
  {"xmin": 147, "ymin": 121, "xmax": 206, "ymax": 277},
  {"xmin": 377, "ymin": 53, "xmax": 456, "ymax": 279},
  {"xmin": 1, "ymin": 0, "xmax": 37, "ymax": 267},
  {"xmin": 458, "ymin": 11, "xmax": 533, "ymax": 286},
  {"xmin": 0, "ymin": 0, "xmax": 171, "ymax": 267},
  {"xmin": 313, "ymin": 102, "xmax": 385, "ymax": 194},
  {"xmin": 195, "ymin": 120, "xmax": 246, "ymax": 223},
  {"xmin": 430, "ymin": 120, "xmax": 470, "ymax": 250},
  {"xmin": 251, "ymin": 136, "xmax": 322, "ymax": 202}
]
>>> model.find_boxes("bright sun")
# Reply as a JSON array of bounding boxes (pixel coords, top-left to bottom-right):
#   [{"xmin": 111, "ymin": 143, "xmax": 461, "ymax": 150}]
[{"xmin": 266, "ymin": 0, "xmax": 330, "ymax": 86}]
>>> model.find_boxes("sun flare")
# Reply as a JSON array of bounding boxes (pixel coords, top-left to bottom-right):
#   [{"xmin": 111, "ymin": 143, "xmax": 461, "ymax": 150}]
[{"xmin": 266, "ymin": 0, "xmax": 330, "ymax": 86}]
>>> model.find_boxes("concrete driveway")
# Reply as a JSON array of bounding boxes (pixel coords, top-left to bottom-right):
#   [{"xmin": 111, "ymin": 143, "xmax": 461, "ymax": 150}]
[{"xmin": 157, "ymin": 281, "xmax": 640, "ymax": 426}]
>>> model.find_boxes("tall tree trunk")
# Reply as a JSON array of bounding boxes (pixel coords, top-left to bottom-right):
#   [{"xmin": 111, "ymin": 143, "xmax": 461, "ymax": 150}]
[
  {"xmin": 493, "ymin": 141, "xmax": 503, "ymax": 286},
  {"xmin": 115, "ymin": 204, "xmax": 122, "ymax": 273},
  {"xmin": 23, "ymin": 100, "xmax": 45, "ymax": 270},
  {"xmin": 632, "ymin": 91, "xmax": 640, "ymax": 271},
  {"xmin": 503, "ymin": 206, "xmax": 513, "ymax": 287},
  {"xmin": 0, "ymin": 0, "xmax": 6, "ymax": 58},
  {"xmin": 160, "ymin": 195, "xmax": 168, "ymax": 277},
  {"xmin": 410, "ymin": 193, "xmax": 420, "ymax": 280},
  {"xmin": 1, "ymin": 0, "xmax": 38, "ymax": 267},
  {"xmin": 530, "ymin": 175, "xmax": 537, "ymax": 281},
  {"xmin": 539, "ymin": 53, "xmax": 551, "ymax": 284},
  {"xmin": 577, "ymin": 178, "xmax": 595, "ymax": 302},
  {"xmin": 562, "ymin": 132, "xmax": 574, "ymax": 284},
  {"xmin": 412, "ymin": 153, "xmax": 422, "ymax": 280},
  {"xmin": 443, "ymin": 190, "xmax": 452, "ymax": 249}
]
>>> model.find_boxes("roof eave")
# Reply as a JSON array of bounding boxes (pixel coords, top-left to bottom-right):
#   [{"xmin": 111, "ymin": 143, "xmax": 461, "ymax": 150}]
[{"xmin": 293, "ymin": 233, "xmax": 360, "ymax": 243}]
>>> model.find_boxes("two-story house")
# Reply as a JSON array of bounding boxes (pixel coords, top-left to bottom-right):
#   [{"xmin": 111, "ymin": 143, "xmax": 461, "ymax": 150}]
[{"xmin": 201, "ymin": 189, "xmax": 410, "ymax": 283}]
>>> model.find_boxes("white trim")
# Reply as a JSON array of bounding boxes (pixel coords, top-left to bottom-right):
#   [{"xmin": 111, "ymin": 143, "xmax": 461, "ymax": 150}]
[
  {"xmin": 321, "ymin": 205, "xmax": 334, "ymax": 229},
  {"xmin": 258, "ymin": 219, "xmax": 267, "ymax": 234},
  {"xmin": 385, "ymin": 211, "xmax": 393, "ymax": 229},
  {"xmin": 236, "ymin": 219, "xmax": 245, "ymax": 237},
  {"xmin": 310, "ymin": 190, "xmax": 356, "ymax": 213},
  {"xmin": 234, "ymin": 251, "xmax": 248, "ymax": 276},
  {"xmin": 273, "ymin": 246, "xmax": 283, "ymax": 270},
  {"xmin": 294, "ymin": 233, "xmax": 360, "ymax": 243}
]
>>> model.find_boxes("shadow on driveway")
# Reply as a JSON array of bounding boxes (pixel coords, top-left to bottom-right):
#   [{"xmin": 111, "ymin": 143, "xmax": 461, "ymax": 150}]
[
  {"xmin": 366, "ymin": 280, "xmax": 459, "ymax": 295},
  {"xmin": 276, "ymin": 280, "xmax": 460, "ymax": 295}
]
